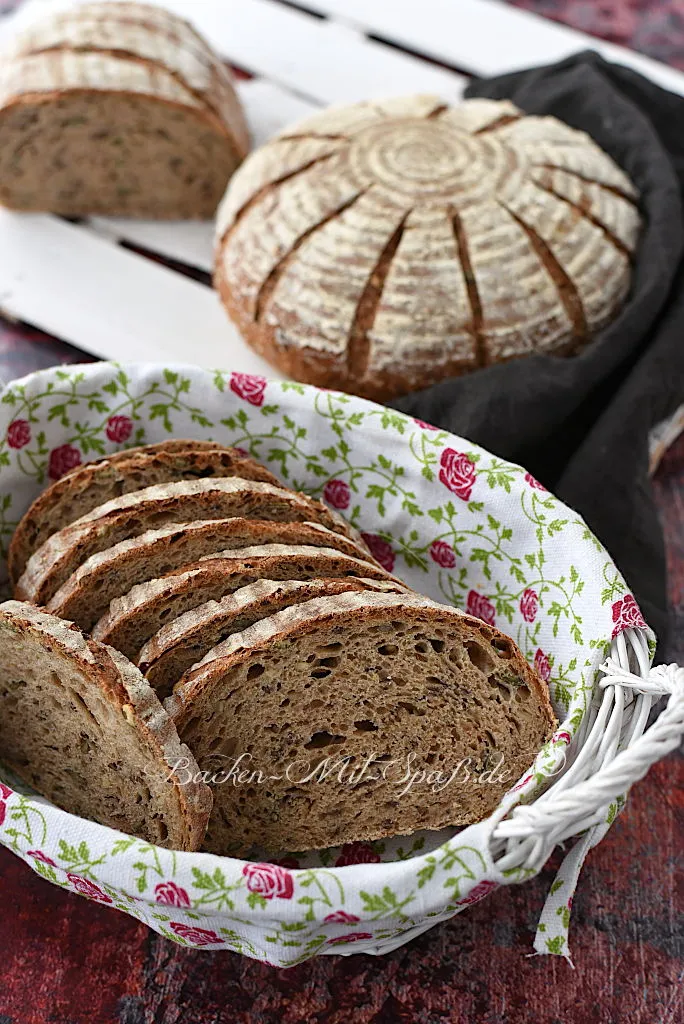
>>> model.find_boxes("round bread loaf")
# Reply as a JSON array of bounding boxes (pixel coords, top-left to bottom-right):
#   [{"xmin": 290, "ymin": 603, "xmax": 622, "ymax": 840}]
[{"xmin": 215, "ymin": 95, "xmax": 641, "ymax": 401}]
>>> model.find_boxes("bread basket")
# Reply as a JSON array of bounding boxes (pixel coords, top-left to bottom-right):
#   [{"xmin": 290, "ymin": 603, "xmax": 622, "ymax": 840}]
[{"xmin": 0, "ymin": 360, "xmax": 681, "ymax": 966}]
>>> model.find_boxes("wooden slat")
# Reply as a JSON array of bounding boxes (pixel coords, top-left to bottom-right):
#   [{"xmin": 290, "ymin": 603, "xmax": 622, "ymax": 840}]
[
  {"xmin": 305, "ymin": 0, "xmax": 684, "ymax": 99},
  {"xmin": 2, "ymin": 0, "xmax": 467, "ymax": 103},
  {"xmin": 86, "ymin": 80, "xmax": 321, "ymax": 271},
  {"xmin": 0, "ymin": 209, "xmax": 281, "ymax": 374}
]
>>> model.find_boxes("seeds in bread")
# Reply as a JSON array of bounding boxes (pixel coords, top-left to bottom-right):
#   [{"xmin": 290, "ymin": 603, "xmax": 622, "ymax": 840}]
[
  {"xmin": 92, "ymin": 540, "xmax": 404, "ymax": 661},
  {"xmin": 167, "ymin": 591, "xmax": 555, "ymax": 856},
  {"xmin": 46, "ymin": 521, "xmax": 391, "ymax": 632},
  {"xmin": 0, "ymin": 2, "xmax": 249, "ymax": 217},
  {"xmin": 0, "ymin": 600, "xmax": 211, "ymax": 850},
  {"xmin": 8, "ymin": 442, "xmax": 282, "ymax": 584},
  {"xmin": 139, "ymin": 577, "xmax": 405, "ymax": 696},
  {"xmin": 16, "ymin": 477, "xmax": 363, "ymax": 606}
]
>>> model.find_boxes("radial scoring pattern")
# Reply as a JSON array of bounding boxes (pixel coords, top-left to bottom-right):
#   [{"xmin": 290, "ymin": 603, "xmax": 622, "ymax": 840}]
[{"xmin": 215, "ymin": 96, "xmax": 642, "ymax": 402}]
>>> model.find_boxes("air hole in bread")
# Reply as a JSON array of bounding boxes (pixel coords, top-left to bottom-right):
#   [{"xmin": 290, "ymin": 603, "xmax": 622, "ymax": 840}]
[
  {"xmin": 491, "ymin": 637, "xmax": 513, "ymax": 659},
  {"xmin": 515, "ymin": 685, "xmax": 531, "ymax": 702},
  {"xmin": 426, "ymin": 676, "xmax": 444, "ymax": 688},
  {"xmin": 398, "ymin": 700, "xmax": 426, "ymax": 717},
  {"xmin": 311, "ymin": 668, "xmax": 331, "ymax": 679},
  {"xmin": 317, "ymin": 643, "xmax": 343, "ymax": 655},
  {"xmin": 317, "ymin": 657, "xmax": 340, "ymax": 668},
  {"xmin": 378, "ymin": 643, "xmax": 399, "ymax": 656},
  {"xmin": 464, "ymin": 640, "xmax": 495, "ymax": 674},
  {"xmin": 304, "ymin": 731, "xmax": 347, "ymax": 750},
  {"xmin": 429, "ymin": 639, "xmax": 445, "ymax": 653},
  {"xmin": 247, "ymin": 664, "xmax": 264, "ymax": 680},
  {"xmin": 354, "ymin": 719, "xmax": 378, "ymax": 733},
  {"xmin": 414, "ymin": 641, "xmax": 429, "ymax": 654},
  {"xmin": 485, "ymin": 729, "xmax": 497, "ymax": 748}
]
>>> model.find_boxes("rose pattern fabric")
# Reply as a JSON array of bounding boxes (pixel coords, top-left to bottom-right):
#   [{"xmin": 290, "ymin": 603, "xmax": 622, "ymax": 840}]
[
  {"xmin": 454, "ymin": 880, "xmax": 499, "ymax": 906},
  {"xmin": 534, "ymin": 648, "xmax": 552, "ymax": 682},
  {"xmin": 335, "ymin": 843, "xmax": 382, "ymax": 867},
  {"xmin": 430, "ymin": 540, "xmax": 457, "ymax": 568},
  {"xmin": 360, "ymin": 533, "xmax": 395, "ymax": 573},
  {"xmin": 520, "ymin": 588, "xmax": 539, "ymax": 623},
  {"xmin": 466, "ymin": 590, "xmax": 496, "ymax": 626},
  {"xmin": 0, "ymin": 361, "xmax": 657, "ymax": 964},
  {"xmin": 324, "ymin": 910, "xmax": 360, "ymax": 924},
  {"xmin": 48, "ymin": 444, "xmax": 81, "ymax": 480},
  {"xmin": 242, "ymin": 862, "xmax": 294, "ymax": 900},
  {"xmin": 323, "ymin": 479, "xmax": 351, "ymax": 510},
  {"xmin": 155, "ymin": 881, "xmax": 191, "ymax": 907},
  {"xmin": 553, "ymin": 730, "xmax": 572, "ymax": 746},
  {"xmin": 170, "ymin": 922, "xmax": 222, "ymax": 946},
  {"xmin": 229, "ymin": 373, "xmax": 267, "ymax": 407},
  {"xmin": 105, "ymin": 415, "xmax": 133, "ymax": 443},
  {"xmin": 28, "ymin": 850, "xmax": 57, "ymax": 867},
  {"xmin": 66, "ymin": 874, "xmax": 112, "ymax": 904},
  {"xmin": 611, "ymin": 594, "xmax": 647, "ymax": 637},
  {"xmin": 524, "ymin": 471, "xmax": 547, "ymax": 491},
  {"xmin": 439, "ymin": 449, "xmax": 477, "ymax": 501},
  {"xmin": 7, "ymin": 419, "xmax": 30, "ymax": 449},
  {"xmin": 413, "ymin": 418, "xmax": 438, "ymax": 431},
  {"xmin": 327, "ymin": 932, "xmax": 374, "ymax": 945}
]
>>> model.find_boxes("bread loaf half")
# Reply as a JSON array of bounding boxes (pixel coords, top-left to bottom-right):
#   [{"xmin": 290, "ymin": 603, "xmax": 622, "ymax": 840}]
[
  {"xmin": 215, "ymin": 94, "xmax": 640, "ymax": 400},
  {"xmin": 8, "ymin": 441, "xmax": 282, "ymax": 584},
  {"xmin": 0, "ymin": 2, "xmax": 249, "ymax": 216},
  {"xmin": 0, "ymin": 600, "xmax": 211, "ymax": 850},
  {"xmin": 46, "ymin": 521, "xmax": 393, "ymax": 632},
  {"xmin": 139, "ymin": 576, "xmax": 405, "ymax": 695},
  {"xmin": 92, "ymin": 538, "xmax": 404, "ymax": 660},
  {"xmin": 167, "ymin": 591, "xmax": 555, "ymax": 856},
  {"xmin": 16, "ymin": 477, "xmax": 363, "ymax": 606}
]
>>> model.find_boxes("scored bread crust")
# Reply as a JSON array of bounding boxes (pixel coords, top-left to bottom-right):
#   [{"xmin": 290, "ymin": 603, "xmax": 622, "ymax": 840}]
[
  {"xmin": 16, "ymin": 477, "xmax": 364, "ymax": 606},
  {"xmin": 138, "ymin": 576, "xmax": 405, "ymax": 695},
  {"xmin": 166, "ymin": 590, "xmax": 555, "ymax": 856},
  {"xmin": 0, "ymin": 600, "xmax": 211, "ymax": 851},
  {"xmin": 214, "ymin": 94, "xmax": 640, "ymax": 401},
  {"xmin": 91, "ymin": 538, "xmax": 403, "ymax": 660},
  {"xmin": 44, "ymin": 520, "xmax": 391, "ymax": 632},
  {"xmin": 0, "ymin": 2, "xmax": 249, "ymax": 216},
  {"xmin": 8, "ymin": 442, "xmax": 282, "ymax": 584}
]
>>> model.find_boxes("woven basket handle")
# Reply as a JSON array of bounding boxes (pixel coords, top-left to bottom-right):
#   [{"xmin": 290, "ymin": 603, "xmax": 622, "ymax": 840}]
[{"xmin": 492, "ymin": 629, "xmax": 684, "ymax": 874}]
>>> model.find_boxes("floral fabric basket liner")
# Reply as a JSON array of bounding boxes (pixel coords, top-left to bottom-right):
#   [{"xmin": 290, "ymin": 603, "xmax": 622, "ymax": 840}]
[{"xmin": 0, "ymin": 361, "xmax": 681, "ymax": 967}]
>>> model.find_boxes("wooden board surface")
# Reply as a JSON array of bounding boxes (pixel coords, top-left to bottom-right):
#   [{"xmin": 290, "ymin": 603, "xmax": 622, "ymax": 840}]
[{"xmin": 0, "ymin": 0, "xmax": 683, "ymax": 370}]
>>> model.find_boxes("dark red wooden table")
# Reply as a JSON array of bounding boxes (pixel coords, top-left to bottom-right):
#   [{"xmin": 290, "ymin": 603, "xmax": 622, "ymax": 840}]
[{"xmin": 0, "ymin": 2, "xmax": 682, "ymax": 1021}]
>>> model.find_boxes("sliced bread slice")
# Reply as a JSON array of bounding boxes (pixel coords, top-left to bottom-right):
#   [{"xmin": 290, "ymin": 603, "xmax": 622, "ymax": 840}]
[
  {"xmin": 16, "ymin": 477, "xmax": 364, "ymax": 606},
  {"xmin": 166, "ymin": 591, "xmax": 555, "ymax": 856},
  {"xmin": 8, "ymin": 440, "xmax": 280, "ymax": 583},
  {"xmin": 0, "ymin": 601, "xmax": 211, "ymax": 850},
  {"xmin": 139, "ymin": 577, "xmax": 404, "ymax": 696},
  {"xmin": 92, "ymin": 540, "xmax": 406, "ymax": 661},
  {"xmin": 46, "ymin": 520, "xmax": 392, "ymax": 632}
]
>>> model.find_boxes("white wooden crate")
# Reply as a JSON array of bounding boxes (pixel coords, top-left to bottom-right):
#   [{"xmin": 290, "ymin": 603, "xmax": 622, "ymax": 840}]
[{"xmin": 1, "ymin": 0, "xmax": 683, "ymax": 373}]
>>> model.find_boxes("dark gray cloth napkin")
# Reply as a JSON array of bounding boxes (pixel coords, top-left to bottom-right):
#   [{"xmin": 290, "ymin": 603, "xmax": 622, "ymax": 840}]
[{"xmin": 391, "ymin": 52, "xmax": 684, "ymax": 649}]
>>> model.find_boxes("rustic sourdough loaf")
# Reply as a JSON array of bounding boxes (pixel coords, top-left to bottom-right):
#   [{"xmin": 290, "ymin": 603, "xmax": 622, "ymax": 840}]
[
  {"xmin": 0, "ymin": 601, "xmax": 211, "ymax": 850},
  {"xmin": 139, "ymin": 576, "xmax": 404, "ymax": 695},
  {"xmin": 0, "ymin": 2, "xmax": 249, "ymax": 216},
  {"xmin": 16, "ymin": 477, "xmax": 363, "ymax": 606},
  {"xmin": 167, "ymin": 591, "xmax": 555, "ymax": 856},
  {"xmin": 8, "ymin": 441, "xmax": 281, "ymax": 584},
  {"xmin": 215, "ymin": 94, "xmax": 641, "ymax": 400},
  {"xmin": 92, "ymin": 540, "xmax": 407, "ymax": 660},
  {"xmin": 45, "ymin": 521, "xmax": 391, "ymax": 632}
]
